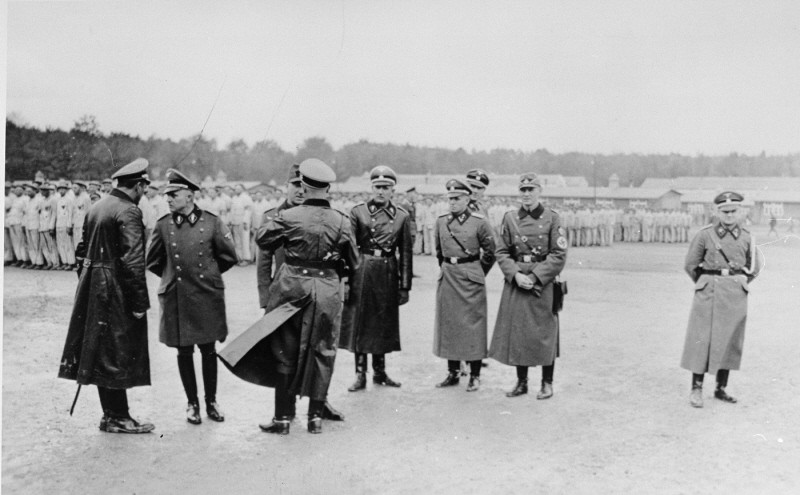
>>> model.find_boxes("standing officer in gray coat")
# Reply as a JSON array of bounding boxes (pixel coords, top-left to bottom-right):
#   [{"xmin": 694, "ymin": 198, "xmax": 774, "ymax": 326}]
[
  {"xmin": 146, "ymin": 169, "xmax": 238, "ymax": 424},
  {"xmin": 433, "ymin": 179, "xmax": 496, "ymax": 392},
  {"xmin": 340, "ymin": 165, "xmax": 413, "ymax": 392},
  {"xmin": 489, "ymin": 173, "xmax": 567, "ymax": 399},
  {"xmin": 681, "ymin": 191, "xmax": 761, "ymax": 408}
]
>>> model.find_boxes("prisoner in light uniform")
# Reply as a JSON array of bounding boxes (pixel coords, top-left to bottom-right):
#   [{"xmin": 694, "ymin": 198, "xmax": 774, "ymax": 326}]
[
  {"xmin": 433, "ymin": 179, "xmax": 496, "ymax": 392},
  {"xmin": 55, "ymin": 181, "xmax": 76, "ymax": 269},
  {"xmin": 681, "ymin": 191, "xmax": 762, "ymax": 408},
  {"xmin": 7, "ymin": 184, "xmax": 29, "ymax": 264},
  {"xmin": 219, "ymin": 158, "xmax": 360, "ymax": 435},
  {"xmin": 146, "ymin": 169, "xmax": 237, "ymax": 425},
  {"xmin": 340, "ymin": 166, "xmax": 412, "ymax": 392},
  {"xmin": 71, "ymin": 182, "xmax": 91, "ymax": 252},
  {"xmin": 5, "ymin": 183, "xmax": 15, "ymax": 264},
  {"xmin": 22, "ymin": 183, "xmax": 44, "ymax": 268},
  {"xmin": 38, "ymin": 183, "xmax": 60, "ymax": 269},
  {"xmin": 229, "ymin": 184, "xmax": 253, "ymax": 264},
  {"xmin": 490, "ymin": 173, "xmax": 567, "ymax": 399}
]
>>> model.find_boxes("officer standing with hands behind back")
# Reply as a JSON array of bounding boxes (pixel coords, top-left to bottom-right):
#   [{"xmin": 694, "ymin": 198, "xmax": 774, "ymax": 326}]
[
  {"xmin": 146, "ymin": 169, "xmax": 238, "ymax": 425},
  {"xmin": 433, "ymin": 179, "xmax": 496, "ymax": 392}
]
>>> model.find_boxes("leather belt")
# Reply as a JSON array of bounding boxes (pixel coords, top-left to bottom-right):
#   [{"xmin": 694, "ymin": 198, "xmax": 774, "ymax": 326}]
[
  {"xmin": 82, "ymin": 259, "xmax": 116, "ymax": 268},
  {"xmin": 514, "ymin": 254, "xmax": 546, "ymax": 263},
  {"xmin": 285, "ymin": 257, "xmax": 339, "ymax": 270},
  {"xmin": 443, "ymin": 254, "xmax": 480, "ymax": 264},
  {"xmin": 362, "ymin": 248, "xmax": 396, "ymax": 258},
  {"xmin": 699, "ymin": 268, "xmax": 743, "ymax": 276}
]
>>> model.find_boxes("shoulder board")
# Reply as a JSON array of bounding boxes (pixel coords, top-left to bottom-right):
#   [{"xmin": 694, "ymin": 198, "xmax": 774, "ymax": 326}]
[
  {"xmin": 395, "ymin": 205, "xmax": 408, "ymax": 214},
  {"xmin": 438, "ymin": 212, "xmax": 450, "ymax": 218},
  {"xmin": 549, "ymin": 208, "xmax": 559, "ymax": 215},
  {"xmin": 741, "ymin": 226, "xmax": 750, "ymax": 233},
  {"xmin": 699, "ymin": 224, "xmax": 713, "ymax": 230},
  {"xmin": 201, "ymin": 209, "xmax": 218, "ymax": 218},
  {"xmin": 472, "ymin": 212, "xmax": 485, "ymax": 219},
  {"xmin": 156, "ymin": 212, "xmax": 171, "ymax": 221},
  {"xmin": 352, "ymin": 201, "xmax": 366, "ymax": 208}
]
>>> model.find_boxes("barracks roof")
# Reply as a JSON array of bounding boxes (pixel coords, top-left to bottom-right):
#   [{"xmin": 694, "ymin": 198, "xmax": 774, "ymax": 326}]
[{"xmin": 641, "ymin": 176, "xmax": 800, "ymax": 191}]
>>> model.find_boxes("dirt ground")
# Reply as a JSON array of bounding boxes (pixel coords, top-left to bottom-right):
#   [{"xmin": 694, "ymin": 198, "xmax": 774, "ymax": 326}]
[{"xmin": 3, "ymin": 226, "xmax": 799, "ymax": 494}]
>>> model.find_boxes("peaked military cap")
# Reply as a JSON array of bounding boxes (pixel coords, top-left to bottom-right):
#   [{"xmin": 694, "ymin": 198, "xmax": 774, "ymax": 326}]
[
  {"xmin": 519, "ymin": 173, "xmax": 542, "ymax": 189},
  {"xmin": 163, "ymin": 168, "xmax": 200, "ymax": 193},
  {"xmin": 445, "ymin": 178, "xmax": 472, "ymax": 197},
  {"xmin": 102, "ymin": 178, "xmax": 113, "ymax": 184},
  {"xmin": 299, "ymin": 158, "xmax": 336, "ymax": 189},
  {"xmin": 111, "ymin": 158, "xmax": 151, "ymax": 184},
  {"xmin": 287, "ymin": 163, "xmax": 302, "ymax": 184},
  {"xmin": 24, "ymin": 182, "xmax": 39, "ymax": 191},
  {"xmin": 73, "ymin": 180, "xmax": 87, "ymax": 188},
  {"xmin": 56, "ymin": 180, "xmax": 70, "ymax": 190},
  {"xmin": 714, "ymin": 191, "xmax": 744, "ymax": 207},
  {"xmin": 466, "ymin": 169, "xmax": 490, "ymax": 189},
  {"xmin": 370, "ymin": 165, "xmax": 397, "ymax": 186},
  {"xmin": 41, "ymin": 182, "xmax": 56, "ymax": 191}
]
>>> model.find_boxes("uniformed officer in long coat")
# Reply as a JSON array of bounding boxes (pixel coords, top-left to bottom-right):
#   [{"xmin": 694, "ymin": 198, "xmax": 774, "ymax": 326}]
[
  {"xmin": 681, "ymin": 191, "xmax": 761, "ymax": 408},
  {"xmin": 489, "ymin": 173, "xmax": 567, "ymax": 399},
  {"xmin": 146, "ymin": 169, "xmax": 237, "ymax": 424},
  {"xmin": 340, "ymin": 165, "xmax": 412, "ymax": 392},
  {"xmin": 255, "ymin": 163, "xmax": 345, "ymax": 422},
  {"xmin": 58, "ymin": 158, "xmax": 154, "ymax": 434},
  {"xmin": 219, "ymin": 158, "xmax": 359, "ymax": 434},
  {"xmin": 433, "ymin": 179, "xmax": 496, "ymax": 392}
]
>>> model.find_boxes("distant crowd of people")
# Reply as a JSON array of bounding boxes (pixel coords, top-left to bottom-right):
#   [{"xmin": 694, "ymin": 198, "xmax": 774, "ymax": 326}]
[{"xmin": 6, "ymin": 177, "xmax": 704, "ymax": 270}]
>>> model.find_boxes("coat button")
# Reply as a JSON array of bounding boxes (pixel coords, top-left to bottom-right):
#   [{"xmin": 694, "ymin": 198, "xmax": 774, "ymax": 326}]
[
  {"xmin": 199, "ymin": 274, "xmax": 204, "ymax": 278},
  {"xmin": 172, "ymin": 243, "xmax": 176, "ymax": 247},
  {"xmin": 176, "ymin": 266, "xmax": 181, "ymax": 271},
  {"xmin": 198, "ymin": 252, "xmax": 203, "ymax": 256},
  {"xmin": 199, "ymin": 240, "xmax": 204, "ymax": 244},
  {"xmin": 199, "ymin": 263, "xmax": 203, "ymax": 267},
  {"xmin": 302, "ymin": 269, "xmax": 308, "ymax": 274},
  {"xmin": 177, "ymin": 277, "xmax": 182, "ymax": 281},
  {"xmin": 174, "ymin": 254, "xmax": 179, "ymax": 258},
  {"xmin": 170, "ymin": 231, "xmax": 174, "ymax": 236},
  {"xmin": 319, "ymin": 272, "xmax": 324, "ymax": 276}
]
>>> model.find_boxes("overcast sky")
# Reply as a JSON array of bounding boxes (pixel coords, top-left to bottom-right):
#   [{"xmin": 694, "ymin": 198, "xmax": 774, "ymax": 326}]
[{"xmin": 4, "ymin": 0, "xmax": 800, "ymax": 155}]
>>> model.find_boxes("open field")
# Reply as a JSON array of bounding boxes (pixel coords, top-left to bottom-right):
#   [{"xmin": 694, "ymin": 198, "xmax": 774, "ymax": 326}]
[{"xmin": 3, "ymin": 227, "xmax": 800, "ymax": 494}]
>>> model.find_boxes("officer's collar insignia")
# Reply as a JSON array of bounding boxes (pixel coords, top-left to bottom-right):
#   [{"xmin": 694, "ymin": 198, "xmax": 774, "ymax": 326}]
[
  {"xmin": 173, "ymin": 207, "xmax": 201, "ymax": 227},
  {"xmin": 716, "ymin": 223, "xmax": 740, "ymax": 239},
  {"xmin": 368, "ymin": 200, "xmax": 395, "ymax": 218}
]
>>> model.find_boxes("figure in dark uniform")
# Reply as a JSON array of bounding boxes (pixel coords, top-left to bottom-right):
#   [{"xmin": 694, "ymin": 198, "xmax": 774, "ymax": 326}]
[
  {"xmin": 433, "ymin": 179, "xmax": 496, "ymax": 392},
  {"xmin": 682, "ymin": 191, "xmax": 761, "ymax": 408},
  {"xmin": 219, "ymin": 158, "xmax": 359, "ymax": 434},
  {"xmin": 255, "ymin": 163, "xmax": 345, "ymax": 422},
  {"xmin": 466, "ymin": 168, "xmax": 490, "ymax": 218},
  {"xmin": 489, "ymin": 173, "xmax": 567, "ymax": 399},
  {"xmin": 146, "ymin": 170, "xmax": 238, "ymax": 425},
  {"xmin": 340, "ymin": 166, "xmax": 413, "ymax": 392},
  {"xmin": 58, "ymin": 158, "xmax": 154, "ymax": 433}
]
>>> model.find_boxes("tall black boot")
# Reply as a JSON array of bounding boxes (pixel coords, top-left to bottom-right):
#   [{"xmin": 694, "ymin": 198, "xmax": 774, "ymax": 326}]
[
  {"xmin": 260, "ymin": 374, "xmax": 292, "ymax": 434},
  {"xmin": 348, "ymin": 353, "xmax": 367, "ymax": 392},
  {"xmin": 308, "ymin": 399, "xmax": 324, "ymax": 434},
  {"xmin": 690, "ymin": 373, "xmax": 704, "ymax": 408},
  {"xmin": 507, "ymin": 366, "xmax": 529, "ymax": 397},
  {"xmin": 714, "ymin": 369, "xmax": 737, "ymax": 403},
  {"xmin": 436, "ymin": 361, "xmax": 461, "ymax": 388},
  {"xmin": 537, "ymin": 363, "xmax": 554, "ymax": 400},
  {"xmin": 177, "ymin": 350, "xmax": 201, "ymax": 424},
  {"xmin": 372, "ymin": 354, "xmax": 401, "ymax": 387},
  {"xmin": 466, "ymin": 360, "xmax": 482, "ymax": 392},
  {"xmin": 200, "ymin": 343, "xmax": 224, "ymax": 422}
]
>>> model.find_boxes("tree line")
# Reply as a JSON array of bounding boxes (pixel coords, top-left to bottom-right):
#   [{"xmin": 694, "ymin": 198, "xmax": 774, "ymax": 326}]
[{"xmin": 6, "ymin": 116, "xmax": 800, "ymax": 186}]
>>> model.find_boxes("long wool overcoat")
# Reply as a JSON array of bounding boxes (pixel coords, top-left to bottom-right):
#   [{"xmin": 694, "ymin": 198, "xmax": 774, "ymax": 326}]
[
  {"xmin": 339, "ymin": 200, "xmax": 413, "ymax": 354},
  {"xmin": 432, "ymin": 209, "xmax": 496, "ymax": 361},
  {"xmin": 681, "ymin": 221, "xmax": 761, "ymax": 373},
  {"xmin": 58, "ymin": 189, "xmax": 151, "ymax": 389},
  {"xmin": 146, "ymin": 207, "xmax": 237, "ymax": 347},
  {"xmin": 219, "ymin": 199, "xmax": 360, "ymax": 400},
  {"xmin": 489, "ymin": 205, "xmax": 567, "ymax": 366}
]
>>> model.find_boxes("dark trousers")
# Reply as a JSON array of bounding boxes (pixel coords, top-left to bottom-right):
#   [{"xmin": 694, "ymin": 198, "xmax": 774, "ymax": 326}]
[
  {"xmin": 692, "ymin": 369, "xmax": 730, "ymax": 389},
  {"xmin": 516, "ymin": 363, "xmax": 555, "ymax": 383},
  {"xmin": 177, "ymin": 342, "xmax": 218, "ymax": 404},
  {"xmin": 97, "ymin": 387, "xmax": 129, "ymax": 418},
  {"xmin": 448, "ymin": 360, "xmax": 482, "ymax": 377},
  {"xmin": 272, "ymin": 373, "xmax": 323, "ymax": 419},
  {"xmin": 354, "ymin": 352, "xmax": 389, "ymax": 374}
]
